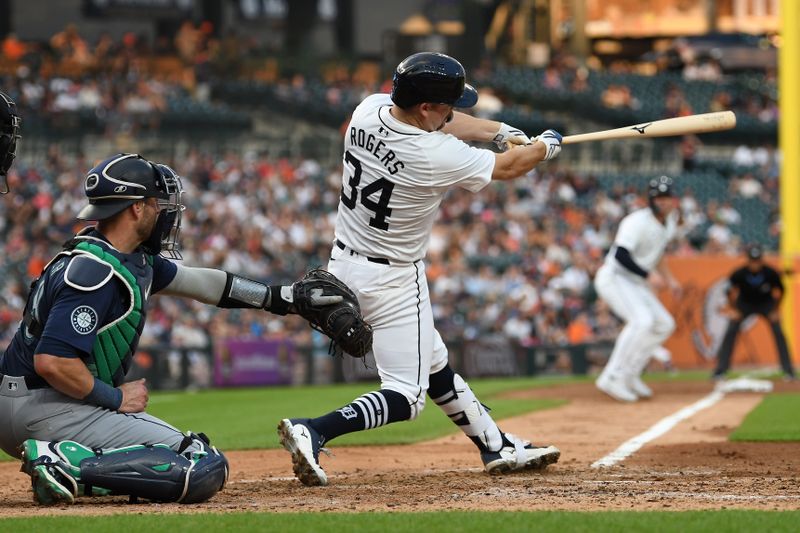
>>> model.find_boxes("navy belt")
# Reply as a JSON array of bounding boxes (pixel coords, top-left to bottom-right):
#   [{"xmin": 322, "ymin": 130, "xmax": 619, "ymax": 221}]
[
  {"xmin": 335, "ymin": 240, "xmax": 390, "ymax": 265},
  {"xmin": 0, "ymin": 373, "xmax": 50, "ymax": 390}
]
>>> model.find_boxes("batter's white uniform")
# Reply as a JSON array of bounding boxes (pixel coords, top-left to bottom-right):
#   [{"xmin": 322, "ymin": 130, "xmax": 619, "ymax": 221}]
[
  {"xmin": 329, "ymin": 93, "xmax": 494, "ymax": 416},
  {"xmin": 594, "ymin": 207, "xmax": 678, "ymax": 387}
]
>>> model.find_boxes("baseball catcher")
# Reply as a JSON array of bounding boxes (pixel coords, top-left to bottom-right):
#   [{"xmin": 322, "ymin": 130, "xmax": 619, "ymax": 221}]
[{"xmin": 0, "ymin": 153, "xmax": 369, "ymax": 505}]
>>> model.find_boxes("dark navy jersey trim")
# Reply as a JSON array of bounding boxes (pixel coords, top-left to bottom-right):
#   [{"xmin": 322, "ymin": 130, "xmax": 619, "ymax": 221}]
[{"xmin": 377, "ymin": 106, "xmax": 422, "ymax": 136}]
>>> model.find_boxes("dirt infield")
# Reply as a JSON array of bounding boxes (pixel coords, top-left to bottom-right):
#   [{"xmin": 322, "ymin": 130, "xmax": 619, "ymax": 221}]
[{"xmin": 1, "ymin": 380, "xmax": 798, "ymax": 516}]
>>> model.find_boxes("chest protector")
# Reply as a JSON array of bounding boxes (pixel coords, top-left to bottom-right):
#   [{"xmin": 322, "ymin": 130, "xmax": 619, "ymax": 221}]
[{"xmin": 23, "ymin": 235, "xmax": 153, "ymax": 387}]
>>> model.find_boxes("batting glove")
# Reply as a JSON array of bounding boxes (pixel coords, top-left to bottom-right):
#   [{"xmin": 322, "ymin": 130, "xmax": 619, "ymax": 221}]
[
  {"xmin": 493, "ymin": 122, "xmax": 532, "ymax": 151},
  {"xmin": 535, "ymin": 129, "xmax": 563, "ymax": 161}
]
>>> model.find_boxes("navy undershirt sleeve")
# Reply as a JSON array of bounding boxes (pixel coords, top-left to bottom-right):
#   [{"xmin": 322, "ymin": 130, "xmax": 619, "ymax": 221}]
[
  {"xmin": 614, "ymin": 246, "xmax": 649, "ymax": 278},
  {"xmin": 151, "ymin": 255, "xmax": 178, "ymax": 294}
]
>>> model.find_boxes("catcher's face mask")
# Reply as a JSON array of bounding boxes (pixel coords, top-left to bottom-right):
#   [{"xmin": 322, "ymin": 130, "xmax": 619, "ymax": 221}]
[
  {"xmin": 0, "ymin": 91, "xmax": 21, "ymax": 194},
  {"xmin": 141, "ymin": 164, "xmax": 185, "ymax": 259}
]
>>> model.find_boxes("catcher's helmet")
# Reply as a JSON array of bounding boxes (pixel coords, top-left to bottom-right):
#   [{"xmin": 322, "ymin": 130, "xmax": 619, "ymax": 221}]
[
  {"xmin": 648, "ymin": 175, "xmax": 674, "ymax": 198},
  {"xmin": 391, "ymin": 52, "xmax": 478, "ymax": 109},
  {"xmin": 77, "ymin": 153, "xmax": 185, "ymax": 257},
  {"xmin": 0, "ymin": 90, "xmax": 21, "ymax": 194},
  {"xmin": 78, "ymin": 154, "xmax": 174, "ymax": 220}
]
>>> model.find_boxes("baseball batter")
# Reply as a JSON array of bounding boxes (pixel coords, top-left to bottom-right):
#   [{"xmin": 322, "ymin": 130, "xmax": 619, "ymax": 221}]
[
  {"xmin": 0, "ymin": 153, "xmax": 349, "ymax": 505},
  {"xmin": 279, "ymin": 52, "xmax": 563, "ymax": 486},
  {"xmin": 594, "ymin": 176, "xmax": 680, "ymax": 402}
]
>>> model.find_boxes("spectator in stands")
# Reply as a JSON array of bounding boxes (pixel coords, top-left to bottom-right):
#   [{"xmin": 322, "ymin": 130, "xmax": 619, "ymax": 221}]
[
  {"xmin": 601, "ymin": 84, "xmax": 639, "ymax": 110},
  {"xmin": 542, "ymin": 65, "xmax": 564, "ymax": 90},
  {"xmin": 683, "ymin": 54, "xmax": 722, "ymax": 82},
  {"xmin": 1, "ymin": 34, "xmax": 26, "ymax": 62}
]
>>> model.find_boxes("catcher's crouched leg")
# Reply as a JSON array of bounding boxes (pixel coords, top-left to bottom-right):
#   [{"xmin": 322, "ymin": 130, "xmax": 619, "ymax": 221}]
[
  {"xmin": 81, "ymin": 433, "xmax": 228, "ymax": 504},
  {"xmin": 22, "ymin": 433, "xmax": 228, "ymax": 504}
]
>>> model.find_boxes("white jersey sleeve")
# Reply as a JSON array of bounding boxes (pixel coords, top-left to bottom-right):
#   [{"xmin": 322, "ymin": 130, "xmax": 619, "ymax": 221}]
[
  {"xmin": 613, "ymin": 212, "xmax": 641, "ymax": 251},
  {"xmin": 333, "ymin": 93, "xmax": 495, "ymax": 263},
  {"xmin": 607, "ymin": 207, "xmax": 673, "ymax": 273},
  {"xmin": 425, "ymin": 134, "xmax": 494, "ymax": 193}
]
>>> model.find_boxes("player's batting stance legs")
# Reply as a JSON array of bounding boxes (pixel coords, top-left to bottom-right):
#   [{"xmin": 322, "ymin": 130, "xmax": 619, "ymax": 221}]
[{"xmin": 279, "ymin": 252, "xmax": 559, "ymax": 486}]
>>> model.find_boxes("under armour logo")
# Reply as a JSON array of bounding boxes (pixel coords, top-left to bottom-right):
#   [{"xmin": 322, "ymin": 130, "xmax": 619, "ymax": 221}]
[
  {"xmin": 338, "ymin": 406, "xmax": 358, "ymax": 420},
  {"xmin": 114, "ymin": 185, "xmax": 128, "ymax": 193},
  {"xmin": 630, "ymin": 123, "xmax": 652, "ymax": 134},
  {"xmin": 8, "ymin": 382, "xmax": 18, "ymax": 391}
]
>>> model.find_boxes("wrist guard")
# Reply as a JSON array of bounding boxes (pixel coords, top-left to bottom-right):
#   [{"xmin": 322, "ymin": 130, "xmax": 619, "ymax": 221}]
[{"xmin": 217, "ymin": 273, "xmax": 270, "ymax": 309}]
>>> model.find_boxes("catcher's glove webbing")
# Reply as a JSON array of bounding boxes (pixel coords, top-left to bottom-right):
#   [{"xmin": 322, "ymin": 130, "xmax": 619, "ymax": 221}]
[{"xmin": 292, "ymin": 269, "xmax": 373, "ymax": 358}]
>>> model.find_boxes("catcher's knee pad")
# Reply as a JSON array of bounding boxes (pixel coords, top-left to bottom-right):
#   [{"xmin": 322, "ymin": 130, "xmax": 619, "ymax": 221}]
[
  {"xmin": 428, "ymin": 367, "xmax": 503, "ymax": 451},
  {"xmin": 80, "ymin": 433, "xmax": 228, "ymax": 504}
]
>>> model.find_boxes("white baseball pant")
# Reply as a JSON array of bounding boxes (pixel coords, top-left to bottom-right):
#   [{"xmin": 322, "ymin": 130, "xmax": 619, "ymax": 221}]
[
  {"xmin": 594, "ymin": 264, "xmax": 675, "ymax": 380},
  {"xmin": 328, "ymin": 244, "xmax": 448, "ymax": 419}
]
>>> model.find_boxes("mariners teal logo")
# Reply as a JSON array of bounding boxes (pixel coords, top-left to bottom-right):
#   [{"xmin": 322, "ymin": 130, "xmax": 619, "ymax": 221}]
[{"xmin": 71, "ymin": 306, "xmax": 98, "ymax": 335}]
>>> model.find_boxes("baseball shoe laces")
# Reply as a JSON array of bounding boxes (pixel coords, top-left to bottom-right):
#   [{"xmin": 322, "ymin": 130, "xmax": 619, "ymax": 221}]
[
  {"xmin": 481, "ymin": 433, "xmax": 560, "ymax": 475},
  {"xmin": 277, "ymin": 418, "xmax": 330, "ymax": 486}
]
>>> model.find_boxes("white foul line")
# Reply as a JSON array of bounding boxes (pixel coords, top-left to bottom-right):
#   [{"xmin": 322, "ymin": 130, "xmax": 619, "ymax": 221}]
[{"xmin": 591, "ymin": 390, "xmax": 726, "ymax": 468}]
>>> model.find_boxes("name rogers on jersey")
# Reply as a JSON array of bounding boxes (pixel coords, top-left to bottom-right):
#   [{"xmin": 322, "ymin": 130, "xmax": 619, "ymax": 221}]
[{"xmin": 349, "ymin": 127, "xmax": 405, "ymax": 175}]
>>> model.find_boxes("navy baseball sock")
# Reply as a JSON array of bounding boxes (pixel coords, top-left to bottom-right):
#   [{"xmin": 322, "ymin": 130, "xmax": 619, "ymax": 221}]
[{"xmin": 308, "ymin": 390, "xmax": 411, "ymax": 444}]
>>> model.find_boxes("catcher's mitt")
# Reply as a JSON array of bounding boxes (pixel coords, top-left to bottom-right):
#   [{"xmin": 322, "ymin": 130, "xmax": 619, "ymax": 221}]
[{"xmin": 292, "ymin": 268, "xmax": 373, "ymax": 358}]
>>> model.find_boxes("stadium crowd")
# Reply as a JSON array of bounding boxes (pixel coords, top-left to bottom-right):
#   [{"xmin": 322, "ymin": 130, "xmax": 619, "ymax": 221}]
[
  {"xmin": 0, "ymin": 24, "xmax": 780, "ymax": 131},
  {"xmin": 0, "ymin": 25, "xmax": 782, "ymax": 357},
  {"xmin": 0, "ymin": 143, "xmax": 780, "ymax": 355}
]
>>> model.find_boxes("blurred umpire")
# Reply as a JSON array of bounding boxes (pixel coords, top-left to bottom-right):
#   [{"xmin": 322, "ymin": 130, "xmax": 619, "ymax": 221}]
[{"xmin": 713, "ymin": 244, "xmax": 796, "ymax": 380}]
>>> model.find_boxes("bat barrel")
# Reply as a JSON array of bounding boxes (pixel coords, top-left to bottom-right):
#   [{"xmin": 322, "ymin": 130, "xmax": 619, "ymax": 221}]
[{"xmin": 562, "ymin": 111, "xmax": 737, "ymax": 145}]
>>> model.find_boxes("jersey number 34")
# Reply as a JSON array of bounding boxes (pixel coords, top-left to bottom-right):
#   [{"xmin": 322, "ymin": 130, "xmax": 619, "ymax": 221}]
[{"xmin": 341, "ymin": 151, "xmax": 395, "ymax": 230}]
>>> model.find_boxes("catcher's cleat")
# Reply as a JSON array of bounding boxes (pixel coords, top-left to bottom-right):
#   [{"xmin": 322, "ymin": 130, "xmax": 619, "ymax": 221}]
[
  {"xmin": 481, "ymin": 433, "xmax": 560, "ymax": 475},
  {"xmin": 19, "ymin": 440, "xmax": 77, "ymax": 505},
  {"xmin": 277, "ymin": 418, "xmax": 328, "ymax": 487}
]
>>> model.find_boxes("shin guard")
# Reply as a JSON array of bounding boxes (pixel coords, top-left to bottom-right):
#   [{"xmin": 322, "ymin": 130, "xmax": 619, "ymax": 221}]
[{"xmin": 429, "ymin": 368, "xmax": 504, "ymax": 452}]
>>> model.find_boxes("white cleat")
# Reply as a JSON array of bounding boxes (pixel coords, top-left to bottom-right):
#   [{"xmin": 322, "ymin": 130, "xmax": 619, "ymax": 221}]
[
  {"xmin": 628, "ymin": 375, "xmax": 653, "ymax": 399},
  {"xmin": 277, "ymin": 418, "xmax": 328, "ymax": 487},
  {"xmin": 596, "ymin": 373, "xmax": 638, "ymax": 402},
  {"xmin": 481, "ymin": 433, "xmax": 560, "ymax": 474}
]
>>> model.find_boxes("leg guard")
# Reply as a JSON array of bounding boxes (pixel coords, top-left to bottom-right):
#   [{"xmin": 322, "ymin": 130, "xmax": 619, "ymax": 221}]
[
  {"xmin": 79, "ymin": 433, "xmax": 228, "ymax": 504},
  {"xmin": 26, "ymin": 433, "xmax": 228, "ymax": 504},
  {"xmin": 429, "ymin": 366, "xmax": 504, "ymax": 452}
]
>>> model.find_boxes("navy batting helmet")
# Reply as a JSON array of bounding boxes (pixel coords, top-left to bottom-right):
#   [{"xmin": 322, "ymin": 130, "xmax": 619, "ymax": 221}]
[
  {"xmin": 391, "ymin": 52, "xmax": 478, "ymax": 109},
  {"xmin": 0, "ymin": 90, "xmax": 21, "ymax": 194},
  {"xmin": 648, "ymin": 175, "xmax": 674, "ymax": 198}
]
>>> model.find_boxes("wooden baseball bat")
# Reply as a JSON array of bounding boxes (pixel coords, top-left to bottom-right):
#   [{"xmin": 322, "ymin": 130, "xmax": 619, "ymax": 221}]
[{"xmin": 561, "ymin": 111, "xmax": 736, "ymax": 145}]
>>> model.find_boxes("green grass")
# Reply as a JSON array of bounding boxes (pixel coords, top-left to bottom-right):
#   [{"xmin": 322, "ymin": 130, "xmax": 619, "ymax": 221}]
[
  {"xmin": 0, "ymin": 375, "xmax": 576, "ymax": 461},
  {"xmin": 1, "ymin": 511, "xmax": 799, "ymax": 532},
  {"xmin": 729, "ymin": 393, "xmax": 800, "ymax": 441}
]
